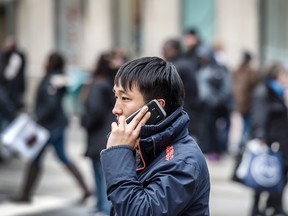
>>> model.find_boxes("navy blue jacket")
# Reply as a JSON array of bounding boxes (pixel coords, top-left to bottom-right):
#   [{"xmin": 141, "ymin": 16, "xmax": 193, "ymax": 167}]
[{"xmin": 101, "ymin": 108, "xmax": 210, "ymax": 216}]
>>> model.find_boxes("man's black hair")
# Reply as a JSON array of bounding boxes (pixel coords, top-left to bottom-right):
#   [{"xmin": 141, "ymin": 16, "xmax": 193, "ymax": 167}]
[{"xmin": 114, "ymin": 56, "xmax": 185, "ymax": 115}]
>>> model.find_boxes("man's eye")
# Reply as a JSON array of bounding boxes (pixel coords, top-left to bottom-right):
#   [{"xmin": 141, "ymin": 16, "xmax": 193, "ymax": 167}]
[{"xmin": 122, "ymin": 97, "xmax": 129, "ymax": 101}]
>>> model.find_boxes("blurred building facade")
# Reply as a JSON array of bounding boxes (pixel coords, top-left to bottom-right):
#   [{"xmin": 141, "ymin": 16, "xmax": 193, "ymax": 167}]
[{"xmin": 0, "ymin": 0, "xmax": 286, "ymax": 106}]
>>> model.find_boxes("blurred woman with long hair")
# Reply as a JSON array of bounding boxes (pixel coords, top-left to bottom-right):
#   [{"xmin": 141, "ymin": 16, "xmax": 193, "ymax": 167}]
[{"xmin": 14, "ymin": 52, "xmax": 91, "ymax": 203}]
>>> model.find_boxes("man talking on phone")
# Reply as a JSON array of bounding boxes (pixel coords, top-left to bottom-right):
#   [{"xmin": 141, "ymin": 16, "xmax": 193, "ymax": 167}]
[{"xmin": 101, "ymin": 56, "xmax": 210, "ymax": 216}]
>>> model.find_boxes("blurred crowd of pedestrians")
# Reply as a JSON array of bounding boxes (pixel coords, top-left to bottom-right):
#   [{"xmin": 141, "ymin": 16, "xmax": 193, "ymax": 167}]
[
  {"xmin": 0, "ymin": 27, "xmax": 287, "ymax": 216},
  {"xmin": 161, "ymin": 29, "xmax": 288, "ymax": 216},
  {"xmin": 162, "ymin": 29, "xmax": 234, "ymax": 161},
  {"xmin": 13, "ymin": 52, "xmax": 92, "ymax": 206}
]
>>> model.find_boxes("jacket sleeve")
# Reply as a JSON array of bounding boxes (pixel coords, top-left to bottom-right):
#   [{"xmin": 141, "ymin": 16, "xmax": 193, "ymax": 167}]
[{"xmin": 100, "ymin": 146, "xmax": 209, "ymax": 216}]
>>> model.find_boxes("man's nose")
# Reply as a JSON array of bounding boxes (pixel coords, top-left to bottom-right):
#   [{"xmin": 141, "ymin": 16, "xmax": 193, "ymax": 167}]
[{"xmin": 112, "ymin": 102, "xmax": 122, "ymax": 116}]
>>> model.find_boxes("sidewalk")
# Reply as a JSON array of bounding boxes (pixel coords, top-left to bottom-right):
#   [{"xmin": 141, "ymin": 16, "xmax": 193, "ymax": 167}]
[{"xmin": 0, "ymin": 114, "xmax": 287, "ymax": 216}]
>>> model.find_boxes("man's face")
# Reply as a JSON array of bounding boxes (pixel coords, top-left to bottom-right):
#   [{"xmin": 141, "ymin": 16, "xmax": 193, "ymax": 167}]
[{"xmin": 112, "ymin": 83, "xmax": 146, "ymax": 122}]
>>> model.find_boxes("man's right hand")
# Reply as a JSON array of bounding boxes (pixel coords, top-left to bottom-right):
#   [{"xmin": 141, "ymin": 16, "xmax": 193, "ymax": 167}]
[{"xmin": 106, "ymin": 106, "xmax": 151, "ymax": 149}]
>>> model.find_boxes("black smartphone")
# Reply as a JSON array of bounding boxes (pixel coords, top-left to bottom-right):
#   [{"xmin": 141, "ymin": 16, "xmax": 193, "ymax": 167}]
[{"xmin": 126, "ymin": 99, "xmax": 166, "ymax": 125}]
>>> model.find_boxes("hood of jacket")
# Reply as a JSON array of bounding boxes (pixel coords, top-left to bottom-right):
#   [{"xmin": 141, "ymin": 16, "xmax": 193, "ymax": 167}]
[{"xmin": 136, "ymin": 107, "xmax": 190, "ymax": 171}]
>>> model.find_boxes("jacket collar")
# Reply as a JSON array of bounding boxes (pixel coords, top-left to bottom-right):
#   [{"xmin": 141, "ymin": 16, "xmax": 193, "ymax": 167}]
[{"xmin": 136, "ymin": 107, "xmax": 190, "ymax": 172}]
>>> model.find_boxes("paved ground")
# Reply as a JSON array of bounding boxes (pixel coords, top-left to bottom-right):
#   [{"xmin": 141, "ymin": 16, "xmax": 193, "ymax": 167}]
[{"xmin": 0, "ymin": 114, "xmax": 287, "ymax": 216}]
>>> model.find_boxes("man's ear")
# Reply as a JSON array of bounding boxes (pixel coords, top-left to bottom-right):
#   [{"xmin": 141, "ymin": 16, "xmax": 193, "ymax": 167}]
[{"xmin": 157, "ymin": 99, "xmax": 165, "ymax": 108}]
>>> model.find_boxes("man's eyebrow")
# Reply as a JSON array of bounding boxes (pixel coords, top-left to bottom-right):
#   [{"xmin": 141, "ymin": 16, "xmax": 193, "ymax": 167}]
[{"xmin": 112, "ymin": 88, "xmax": 127, "ymax": 94}]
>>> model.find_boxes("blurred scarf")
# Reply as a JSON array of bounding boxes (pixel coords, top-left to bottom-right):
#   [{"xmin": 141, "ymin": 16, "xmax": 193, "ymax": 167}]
[{"xmin": 268, "ymin": 79, "xmax": 285, "ymax": 99}]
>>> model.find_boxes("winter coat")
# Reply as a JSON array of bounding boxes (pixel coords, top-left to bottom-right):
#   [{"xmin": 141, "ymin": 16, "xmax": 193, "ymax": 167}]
[
  {"xmin": 81, "ymin": 78, "xmax": 115, "ymax": 159},
  {"xmin": 250, "ymin": 80, "xmax": 288, "ymax": 163},
  {"xmin": 34, "ymin": 71, "xmax": 68, "ymax": 132},
  {"xmin": 101, "ymin": 108, "xmax": 210, "ymax": 216}
]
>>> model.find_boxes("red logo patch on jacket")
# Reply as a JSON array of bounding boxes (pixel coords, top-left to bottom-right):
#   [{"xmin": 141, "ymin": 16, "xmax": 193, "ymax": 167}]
[{"xmin": 165, "ymin": 146, "xmax": 174, "ymax": 161}]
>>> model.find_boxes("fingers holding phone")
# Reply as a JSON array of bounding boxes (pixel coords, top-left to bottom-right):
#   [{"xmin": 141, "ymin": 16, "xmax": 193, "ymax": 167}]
[
  {"xmin": 127, "ymin": 105, "xmax": 150, "ymax": 130},
  {"xmin": 107, "ymin": 106, "xmax": 151, "ymax": 149}
]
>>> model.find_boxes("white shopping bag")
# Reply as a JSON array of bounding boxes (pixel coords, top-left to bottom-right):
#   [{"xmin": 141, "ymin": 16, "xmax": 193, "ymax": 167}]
[{"xmin": 1, "ymin": 113, "xmax": 50, "ymax": 161}]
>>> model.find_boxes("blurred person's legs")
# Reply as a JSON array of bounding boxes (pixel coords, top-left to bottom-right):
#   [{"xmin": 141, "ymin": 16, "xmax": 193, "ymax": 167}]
[
  {"xmin": 13, "ymin": 142, "xmax": 48, "ymax": 203},
  {"xmin": 17, "ymin": 163, "xmax": 42, "ymax": 202},
  {"xmin": 251, "ymin": 191, "xmax": 262, "ymax": 216},
  {"xmin": 266, "ymin": 191, "xmax": 287, "ymax": 215},
  {"xmin": 92, "ymin": 159, "xmax": 111, "ymax": 214},
  {"xmin": 205, "ymin": 107, "xmax": 224, "ymax": 161},
  {"xmin": 52, "ymin": 129, "xmax": 91, "ymax": 203},
  {"xmin": 216, "ymin": 111, "xmax": 231, "ymax": 154},
  {"xmin": 264, "ymin": 157, "xmax": 288, "ymax": 215},
  {"xmin": 266, "ymin": 163, "xmax": 287, "ymax": 216},
  {"xmin": 201, "ymin": 106, "xmax": 214, "ymax": 154},
  {"xmin": 251, "ymin": 190, "xmax": 288, "ymax": 216}
]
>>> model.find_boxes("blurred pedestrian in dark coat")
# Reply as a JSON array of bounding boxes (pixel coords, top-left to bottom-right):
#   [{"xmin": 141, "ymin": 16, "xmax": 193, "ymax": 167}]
[
  {"xmin": 0, "ymin": 36, "xmax": 26, "ymax": 129},
  {"xmin": 14, "ymin": 52, "xmax": 91, "ymax": 203},
  {"xmin": 0, "ymin": 36, "xmax": 26, "ymax": 111},
  {"xmin": 196, "ymin": 44, "xmax": 233, "ymax": 159},
  {"xmin": 81, "ymin": 52, "xmax": 119, "ymax": 215},
  {"xmin": 82, "ymin": 49, "xmax": 127, "ymax": 215},
  {"xmin": 249, "ymin": 62, "xmax": 288, "ymax": 216},
  {"xmin": 162, "ymin": 38, "xmax": 201, "ymax": 142}
]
